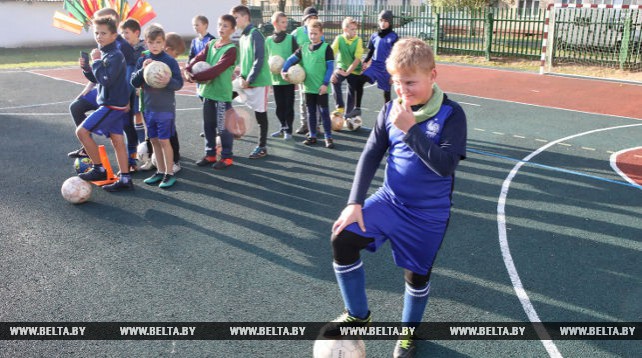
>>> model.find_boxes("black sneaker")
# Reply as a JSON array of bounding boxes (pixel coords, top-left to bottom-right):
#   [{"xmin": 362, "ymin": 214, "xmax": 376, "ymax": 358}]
[
  {"xmin": 325, "ymin": 138, "xmax": 335, "ymax": 149},
  {"xmin": 102, "ymin": 179, "xmax": 134, "ymax": 192},
  {"xmin": 320, "ymin": 310, "xmax": 372, "ymax": 338},
  {"xmin": 78, "ymin": 168, "xmax": 107, "ymax": 181},
  {"xmin": 196, "ymin": 156, "xmax": 217, "ymax": 166},
  {"xmin": 68, "ymin": 147, "xmax": 88, "ymax": 158},
  {"xmin": 393, "ymin": 333, "xmax": 418, "ymax": 358},
  {"xmin": 345, "ymin": 108, "xmax": 362, "ymax": 119},
  {"xmin": 295, "ymin": 125, "xmax": 309, "ymax": 135},
  {"xmin": 302, "ymin": 137, "xmax": 317, "ymax": 146}
]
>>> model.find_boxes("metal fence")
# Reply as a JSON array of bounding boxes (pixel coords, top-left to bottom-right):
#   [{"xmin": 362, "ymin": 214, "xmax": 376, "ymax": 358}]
[
  {"xmin": 552, "ymin": 6, "xmax": 642, "ymax": 70},
  {"xmin": 255, "ymin": 4, "xmax": 641, "ymax": 71}
]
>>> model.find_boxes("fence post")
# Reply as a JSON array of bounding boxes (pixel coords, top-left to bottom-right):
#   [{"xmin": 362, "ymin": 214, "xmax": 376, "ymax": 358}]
[
  {"xmin": 434, "ymin": 12, "xmax": 441, "ymax": 55},
  {"xmin": 484, "ymin": 10, "xmax": 493, "ymax": 61},
  {"xmin": 619, "ymin": 13, "xmax": 632, "ymax": 70}
]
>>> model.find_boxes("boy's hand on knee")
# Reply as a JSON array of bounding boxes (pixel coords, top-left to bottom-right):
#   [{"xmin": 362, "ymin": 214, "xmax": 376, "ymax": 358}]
[{"xmin": 332, "ymin": 204, "xmax": 365, "ymax": 236}]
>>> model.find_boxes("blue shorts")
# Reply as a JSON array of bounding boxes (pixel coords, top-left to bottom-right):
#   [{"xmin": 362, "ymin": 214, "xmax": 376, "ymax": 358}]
[
  {"xmin": 81, "ymin": 106, "xmax": 127, "ymax": 137},
  {"xmin": 132, "ymin": 95, "xmax": 140, "ymax": 114},
  {"xmin": 79, "ymin": 88, "xmax": 99, "ymax": 109},
  {"xmin": 144, "ymin": 111, "xmax": 175, "ymax": 140},
  {"xmin": 362, "ymin": 62, "xmax": 391, "ymax": 92},
  {"xmin": 344, "ymin": 188, "xmax": 450, "ymax": 275}
]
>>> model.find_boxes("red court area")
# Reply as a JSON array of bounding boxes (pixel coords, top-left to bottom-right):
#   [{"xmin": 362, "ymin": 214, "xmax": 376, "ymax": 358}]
[
  {"xmin": 613, "ymin": 148, "xmax": 642, "ymax": 186},
  {"xmin": 436, "ymin": 64, "xmax": 642, "ymax": 120}
]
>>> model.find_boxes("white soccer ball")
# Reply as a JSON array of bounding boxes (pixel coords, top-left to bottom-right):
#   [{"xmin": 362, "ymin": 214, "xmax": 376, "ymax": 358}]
[
  {"xmin": 232, "ymin": 77, "xmax": 247, "ymax": 103},
  {"xmin": 191, "ymin": 61, "xmax": 212, "ymax": 74},
  {"xmin": 61, "ymin": 176, "xmax": 92, "ymax": 204},
  {"xmin": 313, "ymin": 338, "xmax": 366, "ymax": 358},
  {"xmin": 137, "ymin": 141, "xmax": 150, "ymax": 162},
  {"xmin": 345, "ymin": 116, "xmax": 362, "ymax": 131},
  {"xmin": 143, "ymin": 61, "xmax": 171, "ymax": 88},
  {"xmin": 286, "ymin": 64, "xmax": 306, "ymax": 84},
  {"xmin": 268, "ymin": 55, "xmax": 285, "ymax": 74}
]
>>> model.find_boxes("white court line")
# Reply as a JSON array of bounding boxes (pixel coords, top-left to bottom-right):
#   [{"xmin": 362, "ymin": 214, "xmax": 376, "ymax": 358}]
[
  {"xmin": 609, "ymin": 146, "xmax": 642, "ymax": 189},
  {"xmin": 0, "ymin": 112, "xmax": 67, "ymax": 116},
  {"xmin": 0, "ymin": 100, "xmax": 70, "ymax": 110},
  {"xmin": 497, "ymin": 122, "xmax": 642, "ymax": 358}
]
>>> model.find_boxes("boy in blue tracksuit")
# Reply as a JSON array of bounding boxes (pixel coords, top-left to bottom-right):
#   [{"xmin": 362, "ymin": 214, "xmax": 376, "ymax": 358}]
[
  {"xmin": 75, "ymin": 16, "xmax": 133, "ymax": 192},
  {"xmin": 131, "ymin": 24, "xmax": 183, "ymax": 188},
  {"xmin": 347, "ymin": 10, "xmax": 399, "ymax": 119},
  {"xmin": 323, "ymin": 38, "xmax": 467, "ymax": 358}
]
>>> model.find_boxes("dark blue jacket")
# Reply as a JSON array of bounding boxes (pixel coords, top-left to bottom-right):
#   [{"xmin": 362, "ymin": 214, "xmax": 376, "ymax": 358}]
[
  {"xmin": 82, "ymin": 41, "xmax": 130, "ymax": 107},
  {"xmin": 131, "ymin": 51, "xmax": 183, "ymax": 113}
]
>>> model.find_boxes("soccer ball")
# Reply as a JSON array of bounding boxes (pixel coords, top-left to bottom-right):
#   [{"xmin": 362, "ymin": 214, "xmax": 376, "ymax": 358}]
[
  {"xmin": 286, "ymin": 64, "xmax": 306, "ymax": 84},
  {"xmin": 331, "ymin": 113, "xmax": 345, "ymax": 131},
  {"xmin": 268, "ymin": 55, "xmax": 284, "ymax": 74},
  {"xmin": 225, "ymin": 106, "xmax": 253, "ymax": 138},
  {"xmin": 345, "ymin": 116, "xmax": 362, "ymax": 131},
  {"xmin": 137, "ymin": 141, "xmax": 150, "ymax": 162},
  {"xmin": 73, "ymin": 157, "xmax": 93, "ymax": 174},
  {"xmin": 232, "ymin": 77, "xmax": 247, "ymax": 103},
  {"xmin": 191, "ymin": 61, "xmax": 212, "ymax": 84},
  {"xmin": 191, "ymin": 61, "xmax": 212, "ymax": 74},
  {"xmin": 313, "ymin": 338, "xmax": 366, "ymax": 358},
  {"xmin": 61, "ymin": 176, "xmax": 92, "ymax": 204},
  {"xmin": 143, "ymin": 61, "xmax": 171, "ymax": 88}
]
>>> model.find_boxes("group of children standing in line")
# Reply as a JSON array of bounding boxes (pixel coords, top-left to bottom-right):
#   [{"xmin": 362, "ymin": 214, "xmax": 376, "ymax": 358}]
[
  {"xmin": 67, "ymin": 7, "xmax": 467, "ymax": 357},
  {"xmin": 68, "ymin": 5, "xmax": 401, "ymax": 190}
]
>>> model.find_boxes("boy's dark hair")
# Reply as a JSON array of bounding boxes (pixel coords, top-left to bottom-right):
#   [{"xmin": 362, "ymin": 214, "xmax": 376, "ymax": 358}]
[
  {"xmin": 120, "ymin": 18, "xmax": 141, "ymax": 34},
  {"xmin": 165, "ymin": 32, "xmax": 186, "ymax": 54},
  {"xmin": 93, "ymin": 16, "xmax": 118, "ymax": 34},
  {"xmin": 220, "ymin": 14, "xmax": 236, "ymax": 28},
  {"xmin": 94, "ymin": 7, "xmax": 120, "ymax": 24},
  {"xmin": 193, "ymin": 15, "xmax": 208, "ymax": 26},
  {"xmin": 231, "ymin": 5, "xmax": 250, "ymax": 18},
  {"xmin": 144, "ymin": 24, "xmax": 165, "ymax": 41}
]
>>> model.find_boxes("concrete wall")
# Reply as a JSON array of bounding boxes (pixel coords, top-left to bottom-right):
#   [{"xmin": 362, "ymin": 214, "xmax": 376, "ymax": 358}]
[{"xmin": 0, "ymin": 0, "xmax": 241, "ymax": 48}]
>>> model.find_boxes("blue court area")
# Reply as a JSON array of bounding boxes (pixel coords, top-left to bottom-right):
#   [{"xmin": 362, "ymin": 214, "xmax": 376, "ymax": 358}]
[{"xmin": 0, "ymin": 68, "xmax": 640, "ymax": 357}]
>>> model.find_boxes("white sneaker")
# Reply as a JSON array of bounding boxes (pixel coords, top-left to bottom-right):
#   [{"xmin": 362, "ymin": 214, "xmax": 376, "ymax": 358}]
[
  {"xmin": 139, "ymin": 159, "xmax": 154, "ymax": 171},
  {"xmin": 173, "ymin": 162, "xmax": 181, "ymax": 174}
]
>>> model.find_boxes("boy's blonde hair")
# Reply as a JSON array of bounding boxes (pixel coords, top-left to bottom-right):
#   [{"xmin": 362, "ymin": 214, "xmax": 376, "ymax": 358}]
[
  {"xmin": 165, "ymin": 32, "xmax": 185, "ymax": 54},
  {"xmin": 307, "ymin": 19, "xmax": 323, "ymax": 32},
  {"xmin": 342, "ymin": 17, "xmax": 358, "ymax": 29},
  {"xmin": 386, "ymin": 38, "xmax": 435, "ymax": 75},
  {"xmin": 271, "ymin": 11, "xmax": 287, "ymax": 24}
]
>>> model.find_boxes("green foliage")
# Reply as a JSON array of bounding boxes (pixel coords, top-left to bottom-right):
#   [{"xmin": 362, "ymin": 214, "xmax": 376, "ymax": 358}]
[{"xmin": 431, "ymin": 0, "xmax": 490, "ymax": 9}]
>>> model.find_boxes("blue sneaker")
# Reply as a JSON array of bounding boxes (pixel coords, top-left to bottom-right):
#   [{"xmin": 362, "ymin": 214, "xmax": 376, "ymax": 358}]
[
  {"xmin": 158, "ymin": 174, "xmax": 176, "ymax": 188},
  {"xmin": 249, "ymin": 146, "xmax": 267, "ymax": 159},
  {"xmin": 102, "ymin": 179, "xmax": 134, "ymax": 192},
  {"xmin": 271, "ymin": 130, "xmax": 284, "ymax": 138}
]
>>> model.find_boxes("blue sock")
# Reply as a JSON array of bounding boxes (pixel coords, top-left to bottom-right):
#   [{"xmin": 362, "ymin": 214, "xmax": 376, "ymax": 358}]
[
  {"xmin": 401, "ymin": 281, "xmax": 431, "ymax": 328},
  {"xmin": 333, "ymin": 260, "xmax": 369, "ymax": 319}
]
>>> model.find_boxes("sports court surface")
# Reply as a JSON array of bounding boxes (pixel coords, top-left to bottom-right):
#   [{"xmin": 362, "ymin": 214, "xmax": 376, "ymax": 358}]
[{"xmin": 0, "ymin": 64, "xmax": 640, "ymax": 357}]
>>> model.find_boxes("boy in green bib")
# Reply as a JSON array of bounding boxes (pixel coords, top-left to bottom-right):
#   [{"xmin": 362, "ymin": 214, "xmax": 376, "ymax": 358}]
[
  {"xmin": 282, "ymin": 20, "xmax": 336, "ymax": 149},
  {"xmin": 331, "ymin": 17, "xmax": 363, "ymax": 119},
  {"xmin": 266, "ymin": 11, "xmax": 298, "ymax": 140},
  {"xmin": 185, "ymin": 14, "xmax": 238, "ymax": 169}
]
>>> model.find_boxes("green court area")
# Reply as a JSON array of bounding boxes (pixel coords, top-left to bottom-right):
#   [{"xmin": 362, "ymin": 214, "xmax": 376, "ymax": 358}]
[{"xmin": 0, "ymin": 67, "xmax": 639, "ymax": 357}]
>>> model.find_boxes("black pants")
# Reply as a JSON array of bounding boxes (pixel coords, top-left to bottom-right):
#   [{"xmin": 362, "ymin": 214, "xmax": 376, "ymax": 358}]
[{"xmin": 273, "ymin": 84, "xmax": 295, "ymax": 134}]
